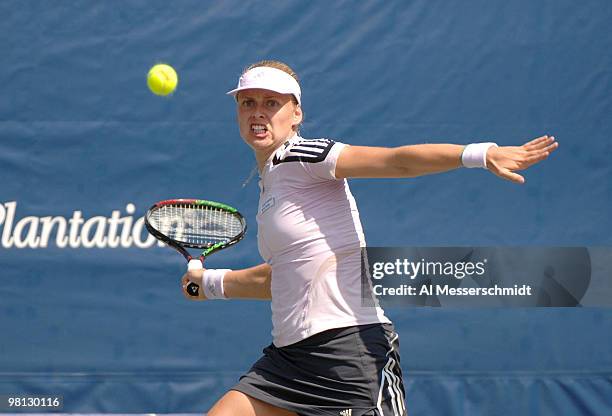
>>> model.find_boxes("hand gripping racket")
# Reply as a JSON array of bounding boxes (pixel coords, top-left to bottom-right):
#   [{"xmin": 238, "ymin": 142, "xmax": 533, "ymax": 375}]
[{"xmin": 144, "ymin": 199, "xmax": 246, "ymax": 297}]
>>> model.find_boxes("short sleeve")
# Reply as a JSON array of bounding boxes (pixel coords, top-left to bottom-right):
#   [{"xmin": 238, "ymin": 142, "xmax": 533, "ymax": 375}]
[{"xmin": 301, "ymin": 140, "xmax": 347, "ymax": 181}]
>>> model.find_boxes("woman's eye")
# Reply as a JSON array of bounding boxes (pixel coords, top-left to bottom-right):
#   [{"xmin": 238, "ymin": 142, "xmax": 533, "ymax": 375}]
[
  {"xmin": 266, "ymin": 100, "xmax": 279, "ymax": 107},
  {"xmin": 241, "ymin": 100, "xmax": 254, "ymax": 107}
]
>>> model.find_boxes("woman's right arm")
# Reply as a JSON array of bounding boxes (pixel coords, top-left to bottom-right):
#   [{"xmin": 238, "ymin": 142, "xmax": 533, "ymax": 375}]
[
  {"xmin": 181, "ymin": 263, "xmax": 271, "ymax": 301},
  {"xmin": 223, "ymin": 263, "xmax": 272, "ymax": 299}
]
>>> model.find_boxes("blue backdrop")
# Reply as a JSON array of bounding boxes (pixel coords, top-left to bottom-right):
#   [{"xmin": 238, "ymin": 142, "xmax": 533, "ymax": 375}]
[{"xmin": 1, "ymin": 1, "xmax": 611, "ymax": 414}]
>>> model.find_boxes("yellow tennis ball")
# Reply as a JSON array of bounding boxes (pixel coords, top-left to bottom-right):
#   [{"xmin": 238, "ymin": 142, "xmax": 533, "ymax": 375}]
[{"xmin": 147, "ymin": 64, "xmax": 178, "ymax": 96}]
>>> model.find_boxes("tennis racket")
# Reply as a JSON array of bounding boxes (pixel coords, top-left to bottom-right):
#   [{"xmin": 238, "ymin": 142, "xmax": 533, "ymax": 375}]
[{"xmin": 144, "ymin": 199, "xmax": 246, "ymax": 297}]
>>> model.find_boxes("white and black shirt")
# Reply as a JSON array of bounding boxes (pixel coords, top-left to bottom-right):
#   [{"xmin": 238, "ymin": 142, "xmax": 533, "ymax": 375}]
[{"xmin": 257, "ymin": 135, "xmax": 390, "ymax": 347}]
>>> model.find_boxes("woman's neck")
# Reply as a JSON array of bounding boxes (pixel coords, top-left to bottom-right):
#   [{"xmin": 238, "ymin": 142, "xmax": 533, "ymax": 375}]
[{"xmin": 255, "ymin": 132, "xmax": 299, "ymax": 171}]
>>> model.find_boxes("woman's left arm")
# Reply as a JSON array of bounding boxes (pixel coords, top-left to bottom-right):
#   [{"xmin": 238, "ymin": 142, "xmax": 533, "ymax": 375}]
[{"xmin": 335, "ymin": 135, "xmax": 558, "ymax": 184}]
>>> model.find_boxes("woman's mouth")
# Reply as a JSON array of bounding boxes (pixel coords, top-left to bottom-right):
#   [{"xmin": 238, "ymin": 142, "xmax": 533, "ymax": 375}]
[{"xmin": 251, "ymin": 124, "xmax": 268, "ymax": 137}]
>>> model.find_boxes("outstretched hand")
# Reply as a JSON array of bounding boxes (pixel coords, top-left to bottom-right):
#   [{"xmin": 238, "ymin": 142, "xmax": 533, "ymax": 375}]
[{"xmin": 486, "ymin": 135, "xmax": 558, "ymax": 184}]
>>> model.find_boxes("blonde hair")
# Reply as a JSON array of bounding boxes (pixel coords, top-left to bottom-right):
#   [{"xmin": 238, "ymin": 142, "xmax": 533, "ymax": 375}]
[{"xmin": 244, "ymin": 60, "xmax": 303, "ymax": 132}]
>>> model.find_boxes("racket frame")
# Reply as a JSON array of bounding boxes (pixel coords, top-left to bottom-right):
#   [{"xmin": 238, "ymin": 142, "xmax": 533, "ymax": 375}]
[{"xmin": 144, "ymin": 198, "xmax": 247, "ymax": 263}]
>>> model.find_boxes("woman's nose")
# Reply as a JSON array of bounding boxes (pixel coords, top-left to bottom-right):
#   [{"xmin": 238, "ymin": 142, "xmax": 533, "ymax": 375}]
[{"xmin": 253, "ymin": 104, "xmax": 266, "ymax": 118}]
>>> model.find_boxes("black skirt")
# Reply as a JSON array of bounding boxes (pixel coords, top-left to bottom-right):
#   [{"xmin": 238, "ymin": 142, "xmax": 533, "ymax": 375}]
[{"xmin": 232, "ymin": 323, "xmax": 407, "ymax": 416}]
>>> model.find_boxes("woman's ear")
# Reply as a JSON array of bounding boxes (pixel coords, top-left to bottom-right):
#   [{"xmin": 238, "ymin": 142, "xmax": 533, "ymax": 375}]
[{"xmin": 293, "ymin": 105, "xmax": 303, "ymax": 128}]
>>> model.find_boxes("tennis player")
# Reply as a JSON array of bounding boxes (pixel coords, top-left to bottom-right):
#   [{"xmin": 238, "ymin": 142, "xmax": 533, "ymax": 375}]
[{"xmin": 182, "ymin": 60, "xmax": 558, "ymax": 416}]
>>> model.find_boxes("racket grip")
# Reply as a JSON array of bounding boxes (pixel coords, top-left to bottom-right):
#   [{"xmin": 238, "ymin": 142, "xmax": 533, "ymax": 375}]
[
  {"xmin": 186, "ymin": 259, "xmax": 203, "ymax": 297},
  {"xmin": 187, "ymin": 259, "xmax": 203, "ymax": 270}
]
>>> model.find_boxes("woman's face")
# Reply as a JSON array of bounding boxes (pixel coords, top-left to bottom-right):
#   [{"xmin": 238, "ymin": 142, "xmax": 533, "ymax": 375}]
[{"xmin": 236, "ymin": 89, "xmax": 302, "ymax": 156}]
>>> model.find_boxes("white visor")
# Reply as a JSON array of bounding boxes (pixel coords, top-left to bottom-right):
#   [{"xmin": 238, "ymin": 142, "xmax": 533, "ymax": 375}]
[{"xmin": 226, "ymin": 66, "xmax": 301, "ymax": 105}]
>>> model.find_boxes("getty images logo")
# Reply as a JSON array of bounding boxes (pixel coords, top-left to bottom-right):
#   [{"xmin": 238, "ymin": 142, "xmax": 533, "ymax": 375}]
[{"xmin": 0, "ymin": 201, "xmax": 163, "ymax": 249}]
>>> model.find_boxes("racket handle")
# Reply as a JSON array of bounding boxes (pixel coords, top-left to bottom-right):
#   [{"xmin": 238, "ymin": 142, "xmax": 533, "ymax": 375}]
[
  {"xmin": 186, "ymin": 259, "xmax": 203, "ymax": 297},
  {"xmin": 188, "ymin": 259, "xmax": 203, "ymax": 270}
]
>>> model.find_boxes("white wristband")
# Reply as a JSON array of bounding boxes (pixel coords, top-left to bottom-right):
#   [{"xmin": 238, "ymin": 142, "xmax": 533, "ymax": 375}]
[
  {"xmin": 461, "ymin": 142, "xmax": 498, "ymax": 169},
  {"xmin": 202, "ymin": 269, "xmax": 232, "ymax": 300}
]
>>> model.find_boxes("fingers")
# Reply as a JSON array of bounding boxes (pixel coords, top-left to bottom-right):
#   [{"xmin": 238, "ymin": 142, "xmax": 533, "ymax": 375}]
[
  {"xmin": 498, "ymin": 169, "xmax": 525, "ymax": 184},
  {"xmin": 516, "ymin": 137, "xmax": 558, "ymax": 170},
  {"xmin": 523, "ymin": 135, "xmax": 550, "ymax": 148},
  {"xmin": 523, "ymin": 149, "xmax": 552, "ymax": 165},
  {"xmin": 181, "ymin": 275, "xmax": 192, "ymax": 288},
  {"xmin": 182, "ymin": 280, "xmax": 203, "ymax": 300},
  {"xmin": 181, "ymin": 271, "xmax": 205, "ymax": 300},
  {"xmin": 523, "ymin": 135, "xmax": 557, "ymax": 151},
  {"xmin": 544, "ymin": 139, "xmax": 559, "ymax": 154},
  {"xmin": 181, "ymin": 275, "xmax": 194, "ymax": 299},
  {"xmin": 522, "ymin": 140, "xmax": 558, "ymax": 167},
  {"xmin": 489, "ymin": 135, "xmax": 558, "ymax": 184}
]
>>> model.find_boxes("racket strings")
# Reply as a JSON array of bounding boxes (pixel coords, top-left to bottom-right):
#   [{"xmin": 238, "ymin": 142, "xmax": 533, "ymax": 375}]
[{"xmin": 149, "ymin": 204, "xmax": 243, "ymax": 246}]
